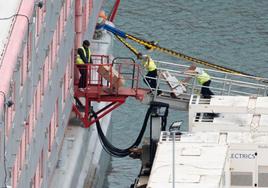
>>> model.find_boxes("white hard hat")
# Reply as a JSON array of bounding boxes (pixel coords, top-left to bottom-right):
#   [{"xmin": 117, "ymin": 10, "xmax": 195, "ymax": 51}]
[
  {"xmin": 142, "ymin": 55, "xmax": 148, "ymax": 58},
  {"xmin": 142, "ymin": 55, "xmax": 150, "ymax": 60}
]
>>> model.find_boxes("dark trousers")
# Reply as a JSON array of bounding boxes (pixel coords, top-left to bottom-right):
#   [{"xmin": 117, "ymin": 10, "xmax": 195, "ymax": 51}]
[
  {"xmin": 201, "ymin": 80, "xmax": 214, "ymax": 99},
  {"xmin": 144, "ymin": 69, "xmax": 157, "ymax": 89},
  {"xmin": 78, "ymin": 68, "xmax": 87, "ymax": 88}
]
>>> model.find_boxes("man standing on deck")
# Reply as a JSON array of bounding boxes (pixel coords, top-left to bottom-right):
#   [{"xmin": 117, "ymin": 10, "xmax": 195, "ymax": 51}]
[
  {"xmin": 137, "ymin": 53, "xmax": 162, "ymax": 95},
  {"xmin": 183, "ymin": 64, "xmax": 219, "ymax": 118},
  {"xmin": 183, "ymin": 64, "xmax": 214, "ymax": 99},
  {"xmin": 76, "ymin": 40, "xmax": 92, "ymax": 89}
]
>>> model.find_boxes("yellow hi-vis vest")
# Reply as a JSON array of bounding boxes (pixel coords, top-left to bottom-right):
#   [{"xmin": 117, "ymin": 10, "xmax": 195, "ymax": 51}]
[
  {"xmin": 196, "ymin": 71, "xmax": 211, "ymax": 85},
  {"xmin": 142, "ymin": 57, "xmax": 156, "ymax": 72},
  {"xmin": 76, "ymin": 47, "xmax": 91, "ymax": 65}
]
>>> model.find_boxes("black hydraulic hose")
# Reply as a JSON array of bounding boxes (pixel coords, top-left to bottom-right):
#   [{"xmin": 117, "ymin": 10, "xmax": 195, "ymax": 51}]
[{"xmin": 92, "ymin": 104, "xmax": 155, "ymax": 157}]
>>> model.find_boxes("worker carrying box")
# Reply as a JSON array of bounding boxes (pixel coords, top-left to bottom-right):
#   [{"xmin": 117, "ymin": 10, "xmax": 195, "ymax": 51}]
[{"xmin": 97, "ymin": 65, "xmax": 125, "ymax": 89}]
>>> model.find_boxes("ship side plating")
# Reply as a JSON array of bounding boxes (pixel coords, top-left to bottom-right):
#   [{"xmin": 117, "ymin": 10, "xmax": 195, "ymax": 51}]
[{"xmin": 0, "ymin": 0, "xmax": 110, "ymax": 187}]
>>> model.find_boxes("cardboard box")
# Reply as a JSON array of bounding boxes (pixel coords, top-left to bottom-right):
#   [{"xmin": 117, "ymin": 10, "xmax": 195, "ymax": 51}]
[{"xmin": 97, "ymin": 65, "xmax": 125, "ymax": 89}]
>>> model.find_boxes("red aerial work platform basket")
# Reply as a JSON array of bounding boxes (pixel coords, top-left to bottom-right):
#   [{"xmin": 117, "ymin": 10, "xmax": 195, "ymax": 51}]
[{"xmin": 73, "ymin": 55, "xmax": 148, "ymax": 128}]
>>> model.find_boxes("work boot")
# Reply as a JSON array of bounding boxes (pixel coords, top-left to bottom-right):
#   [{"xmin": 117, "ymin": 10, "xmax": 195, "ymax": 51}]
[{"xmin": 157, "ymin": 90, "xmax": 163, "ymax": 96}]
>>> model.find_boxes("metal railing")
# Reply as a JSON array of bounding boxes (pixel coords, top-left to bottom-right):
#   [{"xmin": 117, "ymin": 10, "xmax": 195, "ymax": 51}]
[
  {"xmin": 145, "ymin": 60, "xmax": 268, "ymax": 99},
  {"xmin": 74, "ymin": 55, "xmax": 142, "ymax": 96},
  {"xmin": 75, "ymin": 56, "xmax": 268, "ymax": 100},
  {"xmin": 112, "ymin": 57, "xmax": 141, "ymax": 90}
]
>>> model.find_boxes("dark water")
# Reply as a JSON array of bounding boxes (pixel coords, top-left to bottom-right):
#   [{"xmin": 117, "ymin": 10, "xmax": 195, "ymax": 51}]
[{"xmin": 103, "ymin": 0, "xmax": 268, "ymax": 187}]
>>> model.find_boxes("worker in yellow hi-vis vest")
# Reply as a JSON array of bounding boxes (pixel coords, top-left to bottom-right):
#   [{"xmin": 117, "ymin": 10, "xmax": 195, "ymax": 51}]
[
  {"xmin": 184, "ymin": 64, "xmax": 214, "ymax": 99},
  {"xmin": 76, "ymin": 40, "xmax": 92, "ymax": 89},
  {"xmin": 137, "ymin": 53, "xmax": 162, "ymax": 95}
]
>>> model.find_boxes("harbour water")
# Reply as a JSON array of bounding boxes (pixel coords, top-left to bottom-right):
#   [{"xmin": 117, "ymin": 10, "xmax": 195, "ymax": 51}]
[{"xmin": 103, "ymin": 0, "xmax": 268, "ymax": 187}]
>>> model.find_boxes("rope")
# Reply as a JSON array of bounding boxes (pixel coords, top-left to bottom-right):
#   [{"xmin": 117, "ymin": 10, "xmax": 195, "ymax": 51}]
[
  {"xmin": 125, "ymin": 34, "xmax": 263, "ymax": 78},
  {"xmin": 112, "ymin": 27, "xmax": 267, "ymax": 82},
  {"xmin": 115, "ymin": 35, "xmax": 139, "ymax": 56}
]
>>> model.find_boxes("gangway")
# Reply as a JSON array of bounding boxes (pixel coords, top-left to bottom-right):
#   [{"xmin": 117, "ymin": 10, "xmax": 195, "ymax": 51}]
[{"xmin": 142, "ymin": 59, "xmax": 268, "ymax": 110}]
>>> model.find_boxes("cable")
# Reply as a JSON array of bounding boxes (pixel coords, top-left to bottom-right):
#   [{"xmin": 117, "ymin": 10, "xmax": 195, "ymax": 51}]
[
  {"xmin": 103, "ymin": 23, "xmax": 267, "ymax": 80},
  {"xmin": 126, "ymin": 34, "xmax": 254, "ymax": 76},
  {"xmin": 0, "ymin": 15, "xmax": 27, "ymax": 185},
  {"xmin": 115, "ymin": 35, "xmax": 139, "ymax": 56},
  {"xmin": 91, "ymin": 102, "xmax": 169, "ymax": 157},
  {"xmin": 0, "ymin": 15, "xmax": 30, "ymax": 185},
  {"xmin": 92, "ymin": 104, "xmax": 153, "ymax": 157},
  {"xmin": 120, "ymin": 33, "xmax": 268, "ymax": 83},
  {"xmin": 0, "ymin": 91, "xmax": 7, "ymax": 188},
  {"xmin": 0, "ymin": 14, "xmax": 30, "ymax": 70}
]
